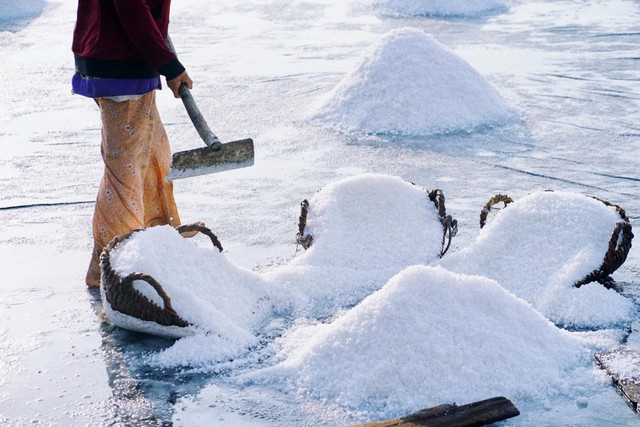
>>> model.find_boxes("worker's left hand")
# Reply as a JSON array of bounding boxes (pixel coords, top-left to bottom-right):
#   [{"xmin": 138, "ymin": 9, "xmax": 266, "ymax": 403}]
[{"xmin": 167, "ymin": 71, "xmax": 193, "ymax": 98}]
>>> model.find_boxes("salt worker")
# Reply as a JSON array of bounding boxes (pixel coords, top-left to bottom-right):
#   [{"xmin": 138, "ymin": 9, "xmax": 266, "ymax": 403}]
[{"xmin": 71, "ymin": 0, "xmax": 196, "ymax": 287}]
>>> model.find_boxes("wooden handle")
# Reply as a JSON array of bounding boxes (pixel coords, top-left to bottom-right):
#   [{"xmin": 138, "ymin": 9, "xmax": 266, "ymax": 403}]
[
  {"xmin": 166, "ymin": 35, "xmax": 222, "ymax": 151},
  {"xmin": 178, "ymin": 82, "xmax": 222, "ymax": 151}
]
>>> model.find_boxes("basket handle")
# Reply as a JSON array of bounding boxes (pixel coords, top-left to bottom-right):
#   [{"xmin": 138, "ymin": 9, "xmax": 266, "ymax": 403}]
[
  {"xmin": 176, "ymin": 223, "xmax": 223, "ymax": 252},
  {"xmin": 121, "ymin": 272, "xmax": 180, "ymax": 316},
  {"xmin": 480, "ymin": 194, "xmax": 513, "ymax": 229},
  {"xmin": 575, "ymin": 197, "xmax": 634, "ymax": 287}
]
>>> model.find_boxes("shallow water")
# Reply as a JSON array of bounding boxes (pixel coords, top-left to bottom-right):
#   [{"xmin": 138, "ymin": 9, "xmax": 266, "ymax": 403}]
[{"xmin": 0, "ymin": 0, "xmax": 639, "ymax": 425}]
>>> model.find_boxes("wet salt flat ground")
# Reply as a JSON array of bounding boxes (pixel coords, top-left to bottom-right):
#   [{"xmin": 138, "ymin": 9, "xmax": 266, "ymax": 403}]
[{"xmin": 1, "ymin": 0, "xmax": 639, "ymax": 425}]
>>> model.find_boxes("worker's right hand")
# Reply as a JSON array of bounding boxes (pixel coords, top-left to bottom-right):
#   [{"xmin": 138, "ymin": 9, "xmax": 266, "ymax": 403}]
[{"xmin": 167, "ymin": 71, "xmax": 193, "ymax": 98}]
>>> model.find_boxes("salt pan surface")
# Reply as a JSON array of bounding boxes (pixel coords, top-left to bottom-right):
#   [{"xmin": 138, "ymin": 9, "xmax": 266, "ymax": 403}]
[
  {"xmin": 0, "ymin": 0, "xmax": 44, "ymax": 22},
  {"xmin": 371, "ymin": 0, "xmax": 506, "ymax": 17}
]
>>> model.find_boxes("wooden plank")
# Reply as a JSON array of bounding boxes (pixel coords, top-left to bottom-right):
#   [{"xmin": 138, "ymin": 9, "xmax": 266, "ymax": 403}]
[
  {"xmin": 595, "ymin": 348, "xmax": 640, "ymax": 412},
  {"xmin": 352, "ymin": 396, "xmax": 520, "ymax": 427}
]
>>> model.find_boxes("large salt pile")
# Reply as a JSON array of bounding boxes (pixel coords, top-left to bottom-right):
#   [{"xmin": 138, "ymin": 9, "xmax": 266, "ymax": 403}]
[
  {"xmin": 371, "ymin": 0, "xmax": 506, "ymax": 17},
  {"xmin": 309, "ymin": 27, "xmax": 516, "ymax": 135},
  {"xmin": 262, "ymin": 173, "xmax": 448, "ymax": 317},
  {"xmin": 438, "ymin": 191, "xmax": 635, "ymax": 328},
  {"xmin": 248, "ymin": 265, "xmax": 591, "ymax": 419}
]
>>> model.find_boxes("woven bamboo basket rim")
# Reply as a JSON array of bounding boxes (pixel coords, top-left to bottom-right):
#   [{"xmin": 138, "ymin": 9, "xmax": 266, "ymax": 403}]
[
  {"xmin": 100, "ymin": 223, "xmax": 223, "ymax": 327},
  {"xmin": 479, "ymin": 192, "xmax": 633, "ymax": 288}
]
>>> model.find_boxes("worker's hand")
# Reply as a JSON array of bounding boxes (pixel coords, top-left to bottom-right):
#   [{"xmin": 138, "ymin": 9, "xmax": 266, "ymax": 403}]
[{"xmin": 167, "ymin": 71, "xmax": 193, "ymax": 98}]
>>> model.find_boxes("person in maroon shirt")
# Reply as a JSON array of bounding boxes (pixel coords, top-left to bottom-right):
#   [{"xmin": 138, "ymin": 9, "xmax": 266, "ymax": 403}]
[{"xmin": 72, "ymin": 0, "xmax": 196, "ymax": 287}]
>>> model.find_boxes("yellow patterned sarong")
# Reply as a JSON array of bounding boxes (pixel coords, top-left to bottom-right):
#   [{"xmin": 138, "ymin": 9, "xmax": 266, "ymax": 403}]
[{"xmin": 86, "ymin": 91, "xmax": 181, "ymax": 286}]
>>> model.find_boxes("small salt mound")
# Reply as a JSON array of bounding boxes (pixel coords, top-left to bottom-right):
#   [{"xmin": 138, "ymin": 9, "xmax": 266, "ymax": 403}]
[
  {"xmin": 309, "ymin": 27, "xmax": 516, "ymax": 135},
  {"xmin": 438, "ymin": 191, "xmax": 635, "ymax": 328},
  {"xmin": 107, "ymin": 226, "xmax": 272, "ymax": 362},
  {"xmin": 293, "ymin": 173, "xmax": 445, "ymax": 269},
  {"xmin": 262, "ymin": 174, "xmax": 448, "ymax": 316},
  {"xmin": 372, "ymin": 0, "xmax": 506, "ymax": 17},
  {"xmin": 249, "ymin": 266, "xmax": 589, "ymax": 418}
]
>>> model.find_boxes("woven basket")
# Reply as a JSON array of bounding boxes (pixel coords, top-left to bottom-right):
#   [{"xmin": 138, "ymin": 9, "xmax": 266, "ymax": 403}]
[
  {"xmin": 99, "ymin": 223, "xmax": 223, "ymax": 330},
  {"xmin": 479, "ymin": 193, "xmax": 633, "ymax": 288},
  {"xmin": 296, "ymin": 187, "xmax": 458, "ymax": 258}
]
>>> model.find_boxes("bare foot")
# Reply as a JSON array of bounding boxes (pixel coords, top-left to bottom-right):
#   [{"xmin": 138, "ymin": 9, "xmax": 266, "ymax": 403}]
[{"xmin": 85, "ymin": 246, "xmax": 102, "ymax": 287}]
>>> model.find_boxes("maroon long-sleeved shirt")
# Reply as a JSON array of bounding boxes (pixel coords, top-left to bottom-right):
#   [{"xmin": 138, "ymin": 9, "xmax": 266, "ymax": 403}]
[{"xmin": 72, "ymin": 0, "xmax": 184, "ymax": 80}]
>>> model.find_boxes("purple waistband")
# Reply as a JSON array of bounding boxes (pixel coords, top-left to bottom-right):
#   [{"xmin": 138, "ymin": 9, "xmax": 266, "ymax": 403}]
[{"xmin": 72, "ymin": 73, "xmax": 162, "ymax": 98}]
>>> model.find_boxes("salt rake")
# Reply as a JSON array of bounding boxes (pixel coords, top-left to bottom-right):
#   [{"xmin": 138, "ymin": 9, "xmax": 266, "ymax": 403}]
[{"xmin": 165, "ymin": 37, "xmax": 254, "ymax": 180}]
